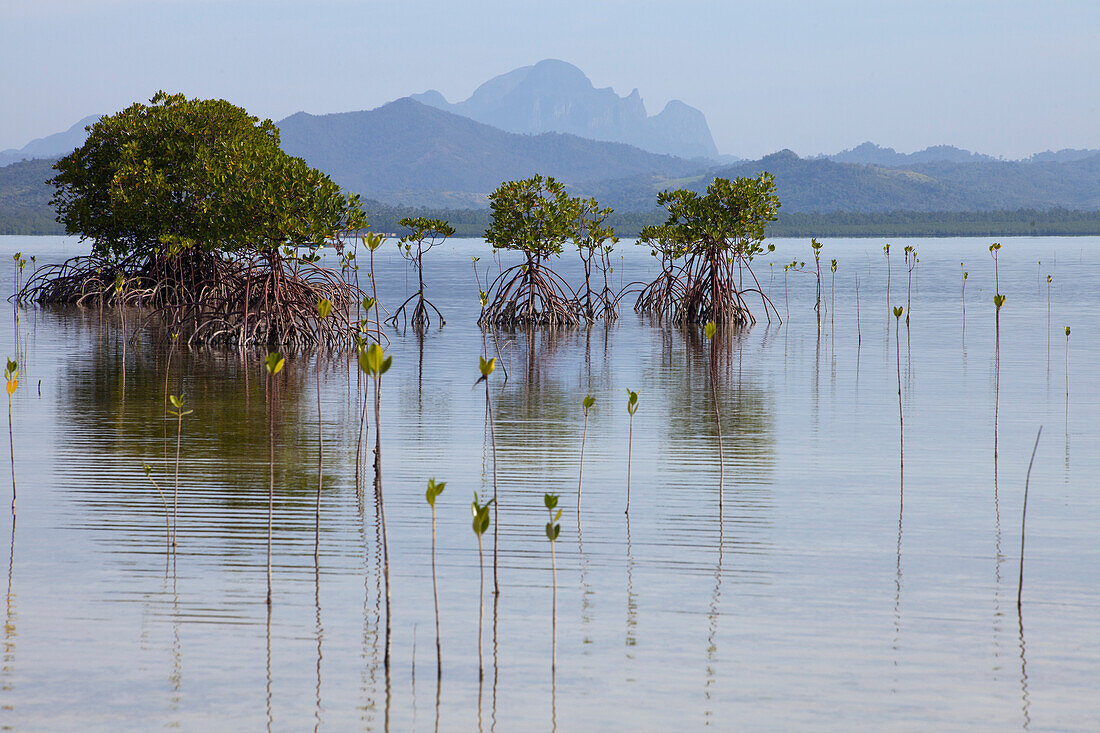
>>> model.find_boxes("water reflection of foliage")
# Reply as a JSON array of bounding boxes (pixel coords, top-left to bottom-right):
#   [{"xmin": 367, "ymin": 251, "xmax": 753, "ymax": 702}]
[
  {"xmin": 655, "ymin": 324, "xmax": 775, "ymax": 473},
  {"xmin": 58, "ymin": 314, "xmax": 350, "ymax": 540}
]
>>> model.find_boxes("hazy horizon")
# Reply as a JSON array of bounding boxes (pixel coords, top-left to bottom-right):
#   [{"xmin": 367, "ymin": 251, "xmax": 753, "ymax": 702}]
[{"xmin": 2, "ymin": 0, "xmax": 1098, "ymax": 159}]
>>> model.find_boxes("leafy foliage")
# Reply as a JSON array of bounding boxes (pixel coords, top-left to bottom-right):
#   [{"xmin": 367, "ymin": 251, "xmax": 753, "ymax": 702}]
[{"xmin": 50, "ymin": 92, "xmax": 364, "ymax": 260}]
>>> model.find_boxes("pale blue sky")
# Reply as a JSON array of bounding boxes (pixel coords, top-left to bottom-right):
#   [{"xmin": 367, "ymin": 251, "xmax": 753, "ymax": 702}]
[{"xmin": 2, "ymin": 0, "xmax": 1098, "ymax": 158}]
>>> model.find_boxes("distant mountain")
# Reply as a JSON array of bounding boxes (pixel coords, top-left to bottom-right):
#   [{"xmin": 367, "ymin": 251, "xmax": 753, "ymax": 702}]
[
  {"xmin": 410, "ymin": 59, "xmax": 720, "ymax": 160},
  {"xmin": 277, "ymin": 97, "xmax": 708, "ymax": 208},
  {"xmin": 1024, "ymin": 148, "xmax": 1100, "ymax": 164},
  {"xmin": 589, "ymin": 149, "xmax": 1100, "ymax": 212},
  {"xmin": 0, "ymin": 115, "xmax": 100, "ymax": 167},
  {"xmin": 828, "ymin": 142, "xmax": 996, "ymax": 166}
]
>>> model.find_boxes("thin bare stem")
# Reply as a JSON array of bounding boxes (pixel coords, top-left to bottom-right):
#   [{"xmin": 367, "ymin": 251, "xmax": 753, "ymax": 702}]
[{"xmin": 1017, "ymin": 427, "xmax": 1043, "ymax": 612}]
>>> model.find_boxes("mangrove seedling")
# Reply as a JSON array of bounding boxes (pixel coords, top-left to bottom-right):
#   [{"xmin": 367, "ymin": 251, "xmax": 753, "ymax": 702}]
[
  {"xmin": 810, "ymin": 238, "xmax": 823, "ymax": 321},
  {"xmin": 359, "ymin": 341, "xmax": 393, "ymax": 667},
  {"xmin": 829, "ymin": 258, "xmax": 837, "ymax": 333},
  {"xmin": 903, "ymin": 245, "xmax": 917, "ymax": 326},
  {"xmin": 387, "ymin": 217, "xmax": 454, "ymax": 331},
  {"xmin": 425, "ymin": 478, "xmax": 446, "ymax": 679},
  {"xmin": 1065, "ymin": 326, "xmax": 1070, "ymax": 401},
  {"xmin": 578, "ymin": 394, "xmax": 595, "ymax": 511},
  {"xmin": 989, "ymin": 241, "xmax": 1002, "ymax": 295},
  {"xmin": 142, "ymin": 462, "xmax": 172, "ymax": 556},
  {"xmin": 544, "ymin": 493, "xmax": 562, "ymax": 672},
  {"xmin": 475, "ymin": 356, "xmax": 500, "ymax": 595},
  {"xmin": 961, "ymin": 264, "xmax": 968, "ymax": 327},
  {"xmin": 893, "ymin": 307, "xmax": 904, "ymax": 477},
  {"xmin": 263, "ymin": 352, "xmax": 284, "ymax": 605},
  {"xmin": 167, "ymin": 394, "xmax": 192, "ymax": 551},
  {"xmin": 884, "ymin": 244, "xmax": 892, "ymax": 310},
  {"xmin": 471, "ymin": 492, "xmax": 494, "ymax": 680},
  {"xmin": 625, "ymin": 389, "xmax": 639, "ymax": 514},
  {"xmin": 4, "ymin": 360, "xmax": 15, "ymax": 511}
]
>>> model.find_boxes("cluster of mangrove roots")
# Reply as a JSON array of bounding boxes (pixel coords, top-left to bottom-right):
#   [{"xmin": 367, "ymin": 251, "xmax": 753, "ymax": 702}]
[
  {"xmin": 478, "ymin": 259, "xmax": 584, "ymax": 328},
  {"xmin": 634, "ymin": 251, "xmax": 778, "ymax": 326},
  {"xmin": 19, "ymin": 248, "xmax": 369, "ymax": 350}
]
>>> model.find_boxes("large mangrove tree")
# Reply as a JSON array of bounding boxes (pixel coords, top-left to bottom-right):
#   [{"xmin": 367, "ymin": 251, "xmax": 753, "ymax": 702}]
[{"xmin": 26, "ymin": 92, "xmax": 367, "ymax": 349}]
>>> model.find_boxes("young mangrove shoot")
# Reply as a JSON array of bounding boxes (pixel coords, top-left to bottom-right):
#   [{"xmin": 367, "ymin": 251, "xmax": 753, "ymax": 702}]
[
  {"xmin": 893, "ymin": 307, "xmax": 904, "ymax": 479},
  {"xmin": 625, "ymin": 389, "xmax": 639, "ymax": 514},
  {"xmin": 359, "ymin": 341, "xmax": 393, "ymax": 666},
  {"xmin": 476, "ymin": 356, "xmax": 500, "ymax": 595},
  {"xmin": 263, "ymin": 352, "xmax": 285, "ymax": 605},
  {"xmin": 471, "ymin": 492, "xmax": 494, "ymax": 680},
  {"xmin": 578, "ymin": 394, "xmax": 595, "ymax": 512},
  {"xmin": 544, "ymin": 493, "xmax": 562, "ymax": 672},
  {"xmin": 167, "ymin": 393, "xmax": 192, "ymax": 551},
  {"xmin": 4, "ymin": 360, "xmax": 16, "ymax": 512},
  {"xmin": 425, "ymin": 478, "xmax": 446, "ymax": 680}
]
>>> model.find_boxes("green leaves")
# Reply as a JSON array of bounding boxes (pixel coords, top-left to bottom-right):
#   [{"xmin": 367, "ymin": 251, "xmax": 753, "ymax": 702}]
[
  {"xmin": 582, "ymin": 394, "xmax": 595, "ymax": 412},
  {"xmin": 167, "ymin": 394, "xmax": 193, "ymax": 418},
  {"xmin": 264, "ymin": 351, "xmax": 285, "ymax": 376},
  {"xmin": 994, "ymin": 294, "xmax": 1006, "ymax": 309},
  {"xmin": 316, "ymin": 298, "xmax": 332, "ymax": 320},
  {"xmin": 893, "ymin": 306, "xmax": 904, "ymax": 319},
  {"xmin": 484, "ymin": 175, "xmax": 577, "ymax": 258},
  {"xmin": 830, "ymin": 258, "xmax": 837, "ymax": 273},
  {"xmin": 471, "ymin": 492, "xmax": 494, "ymax": 536},
  {"xmin": 425, "ymin": 478, "xmax": 445, "ymax": 508},
  {"xmin": 4, "ymin": 358, "xmax": 17, "ymax": 397},
  {"xmin": 358, "ymin": 343, "xmax": 392, "ymax": 376},
  {"xmin": 49, "ymin": 92, "xmax": 363, "ymax": 260},
  {"xmin": 651, "ymin": 174, "xmax": 779, "ymax": 262},
  {"xmin": 1065, "ymin": 325, "xmax": 1071, "ymax": 337},
  {"xmin": 478, "ymin": 356, "xmax": 496, "ymax": 379},
  {"xmin": 626, "ymin": 389, "xmax": 639, "ymax": 416},
  {"xmin": 544, "ymin": 493, "xmax": 561, "ymax": 542},
  {"xmin": 361, "ymin": 231, "xmax": 386, "ymax": 252},
  {"xmin": 361, "ymin": 296, "xmax": 376, "ymax": 312},
  {"xmin": 704, "ymin": 320, "xmax": 716, "ymax": 340}
]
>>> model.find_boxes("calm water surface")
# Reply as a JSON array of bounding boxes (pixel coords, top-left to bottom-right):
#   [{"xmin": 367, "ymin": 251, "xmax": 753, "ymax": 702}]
[{"xmin": 0, "ymin": 235, "xmax": 1098, "ymax": 731}]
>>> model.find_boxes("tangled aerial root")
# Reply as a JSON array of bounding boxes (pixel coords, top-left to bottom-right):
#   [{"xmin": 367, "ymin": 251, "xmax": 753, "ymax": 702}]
[
  {"xmin": 634, "ymin": 253, "xmax": 780, "ymax": 326},
  {"xmin": 19, "ymin": 249, "xmax": 374, "ymax": 350},
  {"xmin": 478, "ymin": 263, "xmax": 584, "ymax": 328}
]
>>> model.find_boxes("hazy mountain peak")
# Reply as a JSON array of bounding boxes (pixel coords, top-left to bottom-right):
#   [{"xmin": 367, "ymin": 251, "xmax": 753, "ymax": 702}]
[
  {"xmin": 409, "ymin": 60, "xmax": 719, "ymax": 160},
  {"xmin": 0, "ymin": 114, "xmax": 100, "ymax": 167},
  {"xmin": 830, "ymin": 141, "xmax": 996, "ymax": 166}
]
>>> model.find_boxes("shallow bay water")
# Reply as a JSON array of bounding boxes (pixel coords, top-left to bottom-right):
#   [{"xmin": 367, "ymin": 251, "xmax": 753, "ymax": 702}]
[{"xmin": 0, "ymin": 235, "xmax": 1097, "ymax": 731}]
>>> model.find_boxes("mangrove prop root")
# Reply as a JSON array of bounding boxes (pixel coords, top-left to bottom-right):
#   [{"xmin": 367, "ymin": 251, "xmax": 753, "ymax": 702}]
[{"xmin": 19, "ymin": 249, "xmax": 371, "ymax": 350}]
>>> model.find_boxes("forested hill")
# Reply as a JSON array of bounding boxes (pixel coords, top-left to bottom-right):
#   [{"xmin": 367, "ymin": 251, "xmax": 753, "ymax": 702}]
[
  {"xmin": 0, "ymin": 158, "xmax": 59, "ymax": 234},
  {"xmin": 277, "ymin": 98, "xmax": 707, "ymax": 208},
  {"xmin": 588, "ymin": 150, "xmax": 1100, "ymax": 213}
]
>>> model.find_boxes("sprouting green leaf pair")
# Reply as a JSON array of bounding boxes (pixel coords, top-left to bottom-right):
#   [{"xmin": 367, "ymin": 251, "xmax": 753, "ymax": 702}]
[
  {"xmin": 5, "ymin": 358, "xmax": 17, "ymax": 396},
  {"xmin": 168, "ymin": 394, "xmax": 193, "ymax": 418},
  {"xmin": 544, "ymin": 493, "xmax": 561, "ymax": 542},
  {"xmin": 471, "ymin": 493, "xmax": 494, "ymax": 536},
  {"xmin": 582, "ymin": 394, "xmax": 595, "ymax": 412},
  {"xmin": 358, "ymin": 343, "xmax": 392, "ymax": 376},
  {"xmin": 316, "ymin": 298, "xmax": 333, "ymax": 319},
  {"xmin": 994, "ymin": 294, "xmax": 1006, "ymax": 309},
  {"xmin": 425, "ymin": 478, "xmax": 445, "ymax": 508},
  {"xmin": 264, "ymin": 352, "xmax": 284, "ymax": 375},
  {"xmin": 893, "ymin": 306, "xmax": 904, "ymax": 319},
  {"xmin": 476, "ymin": 356, "xmax": 496, "ymax": 385},
  {"xmin": 626, "ymin": 389, "xmax": 639, "ymax": 416}
]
